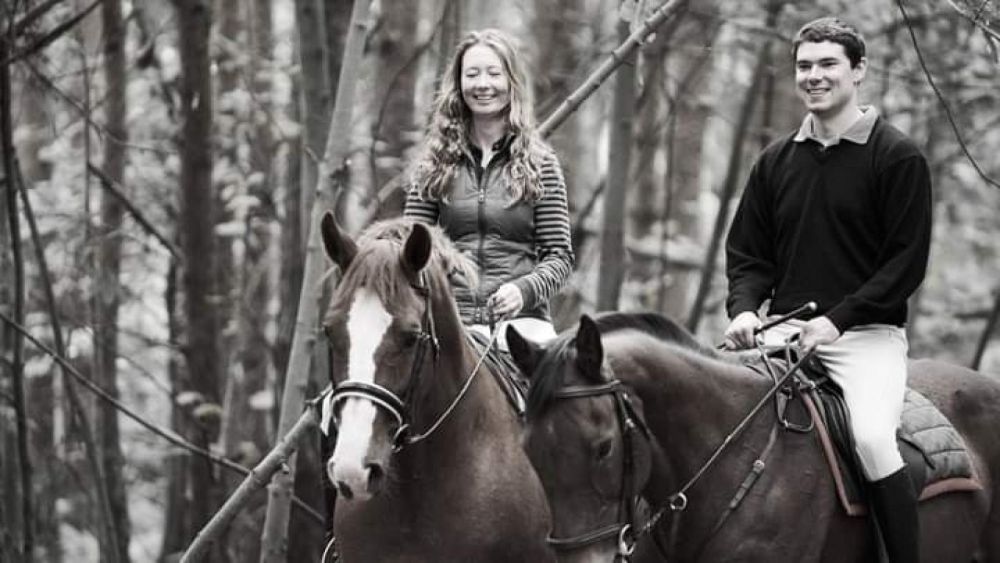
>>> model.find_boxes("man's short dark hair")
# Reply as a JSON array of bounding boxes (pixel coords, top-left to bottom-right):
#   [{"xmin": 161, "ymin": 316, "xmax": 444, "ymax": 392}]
[{"xmin": 792, "ymin": 17, "xmax": 866, "ymax": 67}]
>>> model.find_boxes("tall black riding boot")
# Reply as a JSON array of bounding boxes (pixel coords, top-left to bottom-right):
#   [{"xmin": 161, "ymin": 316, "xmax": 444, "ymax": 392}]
[{"xmin": 870, "ymin": 467, "xmax": 920, "ymax": 563}]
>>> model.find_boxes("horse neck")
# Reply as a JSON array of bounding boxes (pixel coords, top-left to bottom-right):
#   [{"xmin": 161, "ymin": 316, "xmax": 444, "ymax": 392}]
[
  {"xmin": 409, "ymin": 280, "xmax": 514, "ymax": 448},
  {"xmin": 606, "ymin": 333, "xmax": 772, "ymax": 499}
]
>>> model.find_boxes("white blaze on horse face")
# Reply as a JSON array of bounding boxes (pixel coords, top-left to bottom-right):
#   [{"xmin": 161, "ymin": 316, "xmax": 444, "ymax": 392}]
[{"xmin": 329, "ymin": 288, "xmax": 393, "ymax": 495}]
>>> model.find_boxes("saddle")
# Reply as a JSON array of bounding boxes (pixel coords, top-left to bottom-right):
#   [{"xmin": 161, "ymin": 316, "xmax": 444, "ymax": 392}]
[
  {"xmin": 466, "ymin": 331, "xmax": 528, "ymax": 416},
  {"xmin": 758, "ymin": 354, "xmax": 981, "ymax": 516}
]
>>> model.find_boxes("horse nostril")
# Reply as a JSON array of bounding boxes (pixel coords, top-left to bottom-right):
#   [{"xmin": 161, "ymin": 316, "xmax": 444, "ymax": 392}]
[
  {"xmin": 337, "ymin": 481, "xmax": 354, "ymax": 500},
  {"xmin": 366, "ymin": 463, "xmax": 385, "ymax": 493}
]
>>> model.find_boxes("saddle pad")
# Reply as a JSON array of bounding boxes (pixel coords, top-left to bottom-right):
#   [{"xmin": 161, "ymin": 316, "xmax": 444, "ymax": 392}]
[
  {"xmin": 802, "ymin": 387, "xmax": 981, "ymax": 517},
  {"xmin": 466, "ymin": 331, "xmax": 527, "ymax": 415}
]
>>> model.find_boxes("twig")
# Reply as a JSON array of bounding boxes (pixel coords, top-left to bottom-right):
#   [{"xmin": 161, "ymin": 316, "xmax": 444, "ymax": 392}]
[
  {"xmin": 180, "ymin": 405, "xmax": 322, "ymax": 563},
  {"xmin": 0, "ymin": 312, "xmax": 325, "ymax": 525},
  {"xmin": 12, "ymin": 0, "xmax": 65, "ymax": 36},
  {"xmin": 1, "ymin": 0, "xmax": 101, "ymax": 67},
  {"xmin": 85, "ymin": 161, "xmax": 180, "ymax": 258},
  {"xmin": 946, "ymin": 0, "xmax": 1000, "ymax": 42},
  {"xmin": 15, "ymin": 159, "xmax": 121, "ymax": 559},
  {"xmin": 539, "ymin": 0, "xmax": 686, "ymax": 137},
  {"xmin": 896, "ymin": 0, "xmax": 1000, "ymax": 191}
]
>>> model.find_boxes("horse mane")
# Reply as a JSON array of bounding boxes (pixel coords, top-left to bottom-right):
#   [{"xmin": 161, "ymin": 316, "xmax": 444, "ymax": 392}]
[
  {"xmin": 525, "ymin": 311, "xmax": 720, "ymax": 419},
  {"xmin": 335, "ymin": 217, "xmax": 477, "ymax": 305}
]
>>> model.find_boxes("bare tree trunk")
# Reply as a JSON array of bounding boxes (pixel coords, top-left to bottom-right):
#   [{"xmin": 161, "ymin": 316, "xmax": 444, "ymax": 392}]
[
  {"xmin": 596, "ymin": 19, "xmax": 636, "ymax": 311},
  {"xmin": 92, "ymin": 1, "xmax": 132, "ymax": 560},
  {"xmin": 685, "ymin": 38, "xmax": 771, "ymax": 333},
  {"xmin": 260, "ymin": 1, "xmax": 372, "ymax": 560},
  {"xmin": 1, "ymin": 27, "xmax": 32, "ymax": 561},
  {"xmin": 629, "ymin": 33, "xmax": 668, "ymax": 244},
  {"xmin": 159, "ymin": 261, "xmax": 189, "ymax": 562},
  {"xmin": 657, "ymin": 11, "xmax": 718, "ymax": 318},
  {"xmin": 277, "ymin": 0, "xmax": 334, "ymax": 382},
  {"xmin": 13, "ymin": 62, "xmax": 62, "ymax": 561},
  {"xmin": 174, "ymin": 1, "xmax": 224, "ymax": 561}
]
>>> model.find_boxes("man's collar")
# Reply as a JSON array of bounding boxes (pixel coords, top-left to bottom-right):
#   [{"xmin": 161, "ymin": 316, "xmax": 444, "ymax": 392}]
[{"xmin": 793, "ymin": 106, "xmax": 878, "ymax": 146}]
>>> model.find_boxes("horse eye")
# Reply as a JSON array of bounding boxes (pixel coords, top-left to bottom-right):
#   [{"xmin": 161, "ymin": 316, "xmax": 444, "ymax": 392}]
[{"xmin": 595, "ymin": 438, "xmax": 613, "ymax": 461}]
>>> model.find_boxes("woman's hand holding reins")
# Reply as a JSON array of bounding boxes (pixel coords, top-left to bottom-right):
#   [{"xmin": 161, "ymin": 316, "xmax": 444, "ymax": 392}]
[{"xmin": 488, "ymin": 283, "xmax": 524, "ymax": 319}]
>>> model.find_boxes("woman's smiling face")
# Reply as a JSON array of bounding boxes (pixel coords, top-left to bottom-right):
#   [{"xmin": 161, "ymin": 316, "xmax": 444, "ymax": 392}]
[{"xmin": 460, "ymin": 44, "xmax": 510, "ymax": 119}]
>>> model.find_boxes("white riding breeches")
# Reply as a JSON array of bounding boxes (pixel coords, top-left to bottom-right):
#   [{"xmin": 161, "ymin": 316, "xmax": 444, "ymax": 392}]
[
  {"xmin": 763, "ymin": 319, "xmax": 909, "ymax": 481},
  {"xmin": 469, "ymin": 317, "xmax": 557, "ymax": 352}
]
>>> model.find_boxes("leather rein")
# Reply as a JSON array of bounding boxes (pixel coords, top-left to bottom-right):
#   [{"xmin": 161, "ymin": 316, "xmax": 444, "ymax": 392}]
[{"xmin": 545, "ymin": 343, "xmax": 814, "ymax": 562}]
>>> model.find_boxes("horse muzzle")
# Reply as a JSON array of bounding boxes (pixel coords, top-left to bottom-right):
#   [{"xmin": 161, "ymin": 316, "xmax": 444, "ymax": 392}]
[{"xmin": 327, "ymin": 454, "xmax": 387, "ymax": 501}]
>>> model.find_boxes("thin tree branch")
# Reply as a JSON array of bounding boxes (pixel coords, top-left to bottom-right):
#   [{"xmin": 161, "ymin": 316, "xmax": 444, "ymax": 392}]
[
  {"xmin": 15, "ymin": 160, "xmax": 121, "ymax": 560},
  {"xmin": 1, "ymin": 0, "xmax": 100, "ymax": 67},
  {"xmin": 896, "ymin": 0, "xmax": 1000, "ymax": 191},
  {"xmin": 12, "ymin": 0, "xmax": 65, "ymax": 36},
  {"xmin": 24, "ymin": 60, "xmax": 176, "ymax": 156},
  {"xmin": 85, "ymin": 161, "xmax": 181, "ymax": 258},
  {"xmin": 181, "ymin": 403, "xmax": 322, "ymax": 563},
  {"xmin": 946, "ymin": 0, "xmax": 1000, "ymax": 42},
  {"xmin": 0, "ymin": 312, "xmax": 326, "ymax": 526},
  {"xmin": 539, "ymin": 0, "xmax": 686, "ymax": 136}
]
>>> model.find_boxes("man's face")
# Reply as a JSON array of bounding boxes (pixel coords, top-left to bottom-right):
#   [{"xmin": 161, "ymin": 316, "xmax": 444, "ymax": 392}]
[{"xmin": 795, "ymin": 41, "xmax": 866, "ymax": 118}]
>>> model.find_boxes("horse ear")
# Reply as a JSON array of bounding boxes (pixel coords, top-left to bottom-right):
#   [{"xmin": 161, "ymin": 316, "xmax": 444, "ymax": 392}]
[
  {"xmin": 403, "ymin": 223, "xmax": 432, "ymax": 274},
  {"xmin": 320, "ymin": 211, "xmax": 356, "ymax": 270},
  {"xmin": 575, "ymin": 314, "xmax": 604, "ymax": 382},
  {"xmin": 507, "ymin": 326, "xmax": 542, "ymax": 379}
]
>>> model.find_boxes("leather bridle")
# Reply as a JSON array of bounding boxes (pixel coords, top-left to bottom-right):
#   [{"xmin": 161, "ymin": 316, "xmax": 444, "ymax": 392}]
[
  {"xmin": 544, "ymin": 379, "xmax": 651, "ymax": 561},
  {"xmin": 328, "ymin": 273, "xmax": 497, "ymax": 451}
]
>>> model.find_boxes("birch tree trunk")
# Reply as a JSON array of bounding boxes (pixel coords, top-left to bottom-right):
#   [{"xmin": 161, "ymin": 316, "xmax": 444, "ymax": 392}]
[
  {"xmin": 260, "ymin": 1, "xmax": 372, "ymax": 560},
  {"xmin": 596, "ymin": 18, "xmax": 636, "ymax": 311},
  {"xmin": 92, "ymin": 0, "xmax": 131, "ymax": 560}
]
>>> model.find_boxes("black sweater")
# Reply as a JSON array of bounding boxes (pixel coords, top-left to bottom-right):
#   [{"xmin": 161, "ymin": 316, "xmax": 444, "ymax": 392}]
[{"xmin": 725, "ymin": 117, "xmax": 932, "ymax": 332}]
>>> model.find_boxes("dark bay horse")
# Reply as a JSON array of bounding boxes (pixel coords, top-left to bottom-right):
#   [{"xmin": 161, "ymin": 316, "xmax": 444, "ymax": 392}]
[
  {"xmin": 319, "ymin": 214, "xmax": 553, "ymax": 562},
  {"xmin": 508, "ymin": 312, "xmax": 1000, "ymax": 563}
]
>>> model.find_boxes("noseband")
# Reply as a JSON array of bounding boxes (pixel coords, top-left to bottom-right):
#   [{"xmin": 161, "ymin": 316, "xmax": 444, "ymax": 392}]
[{"xmin": 545, "ymin": 379, "xmax": 651, "ymax": 561}]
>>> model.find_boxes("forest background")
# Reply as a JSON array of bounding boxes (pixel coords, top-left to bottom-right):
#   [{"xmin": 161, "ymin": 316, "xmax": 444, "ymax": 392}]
[{"xmin": 2, "ymin": 0, "xmax": 999, "ymax": 561}]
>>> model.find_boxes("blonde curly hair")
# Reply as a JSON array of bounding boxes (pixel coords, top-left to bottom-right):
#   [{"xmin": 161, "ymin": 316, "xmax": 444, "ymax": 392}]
[{"xmin": 411, "ymin": 28, "xmax": 549, "ymax": 204}]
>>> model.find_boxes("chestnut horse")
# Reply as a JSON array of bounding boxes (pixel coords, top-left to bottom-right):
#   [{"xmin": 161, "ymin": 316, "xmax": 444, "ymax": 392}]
[
  {"xmin": 319, "ymin": 214, "xmax": 553, "ymax": 562},
  {"xmin": 508, "ymin": 312, "xmax": 1000, "ymax": 563}
]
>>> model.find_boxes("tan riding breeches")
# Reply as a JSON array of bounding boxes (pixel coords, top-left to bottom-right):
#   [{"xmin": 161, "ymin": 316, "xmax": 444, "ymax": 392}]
[
  {"xmin": 469, "ymin": 317, "xmax": 557, "ymax": 352},
  {"xmin": 763, "ymin": 319, "xmax": 909, "ymax": 481}
]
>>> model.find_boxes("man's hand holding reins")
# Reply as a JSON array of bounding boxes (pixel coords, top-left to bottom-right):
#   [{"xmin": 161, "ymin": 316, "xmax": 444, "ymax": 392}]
[
  {"xmin": 797, "ymin": 316, "xmax": 840, "ymax": 354},
  {"xmin": 723, "ymin": 311, "xmax": 762, "ymax": 350}
]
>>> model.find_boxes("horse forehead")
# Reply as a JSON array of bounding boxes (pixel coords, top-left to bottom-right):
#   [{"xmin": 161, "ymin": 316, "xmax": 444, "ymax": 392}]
[{"xmin": 345, "ymin": 288, "xmax": 394, "ymax": 381}]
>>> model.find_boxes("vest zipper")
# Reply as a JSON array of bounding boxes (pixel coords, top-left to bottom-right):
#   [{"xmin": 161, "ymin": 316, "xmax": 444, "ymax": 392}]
[{"xmin": 476, "ymin": 163, "xmax": 488, "ymax": 322}]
